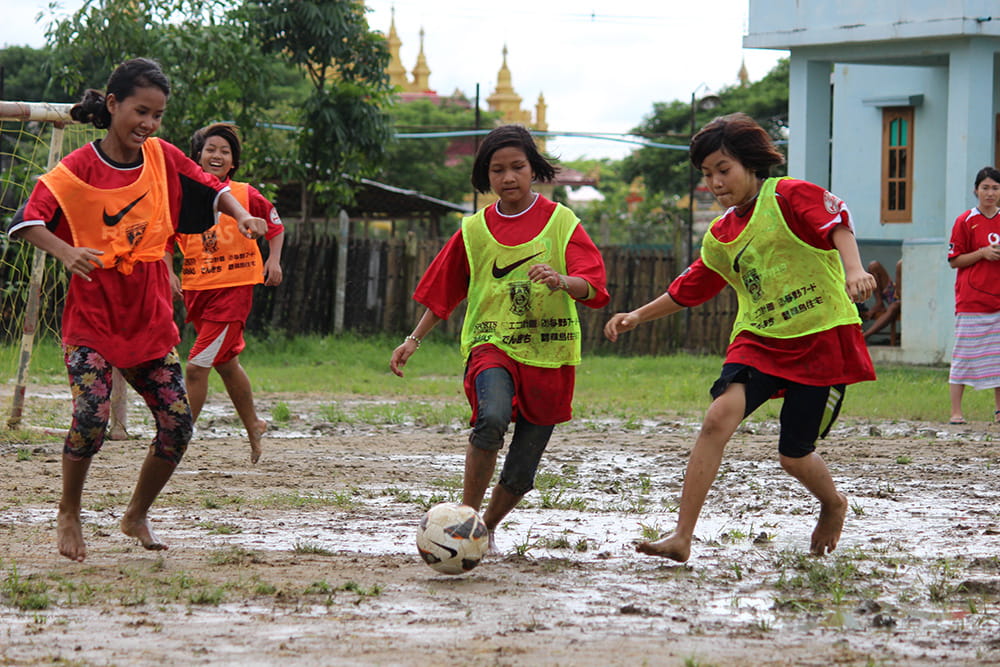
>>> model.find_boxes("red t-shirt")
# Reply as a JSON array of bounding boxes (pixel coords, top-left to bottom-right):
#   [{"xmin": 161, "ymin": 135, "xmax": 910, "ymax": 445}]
[
  {"xmin": 181, "ymin": 179, "xmax": 284, "ymax": 324},
  {"xmin": 947, "ymin": 207, "xmax": 1000, "ymax": 313},
  {"xmin": 13, "ymin": 139, "xmax": 229, "ymax": 368},
  {"xmin": 669, "ymin": 179, "xmax": 875, "ymax": 387},
  {"xmin": 414, "ymin": 194, "xmax": 609, "ymax": 425}
]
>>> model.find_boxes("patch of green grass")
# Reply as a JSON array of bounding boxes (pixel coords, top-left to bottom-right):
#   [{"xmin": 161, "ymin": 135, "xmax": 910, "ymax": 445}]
[
  {"xmin": 198, "ymin": 521, "xmax": 243, "ymax": 535},
  {"xmin": 384, "ymin": 487, "xmax": 451, "ymax": 510},
  {"xmin": 293, "ymin": 541, "xmax": 333, "ymax": 556},
  {"xmin": 16, "ymin": 448, "xmax": 33, "ymax": 462},
  {"xmin": 2, "ymin": 335, "xmax": 964, "ymax": 426},
  {"xmin": 201, "ymin": 494, "xmax": 245, "ymax": 509},
  {"xmin": 260, "ymin": 490, "xmax": 356, "ymax": 509},
  {"xmin": 1, "ymin": 564, "xmax": 51, "ymax": 610},
  {"xmin": 340, "ymin": 581, "xmax": 382, "ymax": 597},
  {"xmin": 271, "ymin": 401, "xmax": 291, "ymax": 423},
  {"xmin": 208, "ymin": 546, "xmax": 264, "ymax": 566}
]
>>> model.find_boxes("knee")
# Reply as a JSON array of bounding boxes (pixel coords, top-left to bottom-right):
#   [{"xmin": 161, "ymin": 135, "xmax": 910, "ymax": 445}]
[
  {"xmin": 778, "ymin": 447, "xmax": 814, "ymax": 471},
  {"xmin": 470, "ymin": 405, "xmax": 511, "ymax": 451}
]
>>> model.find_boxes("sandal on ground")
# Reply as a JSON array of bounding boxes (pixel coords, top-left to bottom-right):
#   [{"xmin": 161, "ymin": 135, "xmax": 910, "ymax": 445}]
[
  {"xmin": 994, "ymin": 410, "xmax": 1000, "ymax": 424},
  {"xmin": 949, "ymin": 418, "xmax": 967, "ymax": 425}
]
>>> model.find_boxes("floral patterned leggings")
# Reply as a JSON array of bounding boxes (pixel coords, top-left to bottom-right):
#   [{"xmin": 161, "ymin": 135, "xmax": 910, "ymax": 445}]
[{"xmin": 63, "ymin": 345, "xmax": 193, "ymax": 464}]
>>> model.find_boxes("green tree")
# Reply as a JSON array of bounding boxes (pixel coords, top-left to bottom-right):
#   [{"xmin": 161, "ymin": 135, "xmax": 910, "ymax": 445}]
[
  {"xmin": 381, "ymin": 96, "xmax": 500, "ymax": 204},
  {"xmin": 0, "ymin": 46, "xmax": 65, "ymax": 102},
  {"xmin": 624, "ymin": 58, "xmax": 790, "ymax": 197},
  {"xmin": 246, "ymin": 0, "xmax": 394, "ymax": 221},
  {"xmin": 564, "ymin": 158, "xmax": 685, "ymax": 247},
  {"xmin": 44, "ymin": 0, "xmax": 280, "ymax": 149}
]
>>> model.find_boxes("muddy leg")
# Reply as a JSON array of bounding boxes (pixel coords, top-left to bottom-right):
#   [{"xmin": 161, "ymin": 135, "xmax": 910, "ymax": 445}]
[
  {"xmin": 58, "ymin": 456, "xmax": 92, "ymax": 562},
  {"xmin": 780, "ymin": 452, "xmax": 847, "ymax": 556},
  {"xmin": 462, "ymin": 443, "xmax": 498, "ymax": 511},
  {"xmin": 637, "ymin": 384, "xmax": 745, "ymax": 562},
  {"xmin": 216, "ymin": 357, "xmax": 266, "ymax": 463},
  {"xmin": 120, "ymin": 450, "xmax": 175, "ymax": 551}
]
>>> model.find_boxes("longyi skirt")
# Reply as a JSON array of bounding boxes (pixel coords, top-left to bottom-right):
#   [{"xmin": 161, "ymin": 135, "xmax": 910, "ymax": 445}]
[{"xmin": 950, "ymin": 312, "xmax": 1000, "ymax": 389}]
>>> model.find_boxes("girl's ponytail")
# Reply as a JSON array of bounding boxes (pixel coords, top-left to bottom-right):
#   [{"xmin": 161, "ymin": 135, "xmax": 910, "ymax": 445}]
[{"xmin": 70, "ymin": 89, "xmax": 112, "ymax": 129}]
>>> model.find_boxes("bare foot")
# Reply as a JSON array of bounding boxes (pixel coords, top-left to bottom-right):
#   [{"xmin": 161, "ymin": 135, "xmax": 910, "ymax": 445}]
[
  {"xmin": 249, "ymin": 419, "xmax": 267, "ymax": 464},
  {"xmin": 107, "ymin": 426, "xmax": 131, "ymax": 441},
  {"xmin": 57, "ymin": 509, "xmax": 87, "ymax": 562},
  {"xmin": 486, "ymin": 530, "xmax": 499, "ymax": 556},
  {"xmin": 121, "ymin": 515, "xmax": 168, "ymax": 551},
  {"xmin": 811, "ymin": 492, "xmax": 848, "ymax": 556},
  {"xmin": 635, "ymin": 532, "xmax": 691, "ymax": 562}
]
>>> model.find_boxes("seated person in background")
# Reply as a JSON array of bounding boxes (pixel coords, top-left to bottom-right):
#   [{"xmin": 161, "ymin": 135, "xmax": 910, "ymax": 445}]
[{"xmin": 862, "ymin": 259, "xmax": 901, "ymax": 342}]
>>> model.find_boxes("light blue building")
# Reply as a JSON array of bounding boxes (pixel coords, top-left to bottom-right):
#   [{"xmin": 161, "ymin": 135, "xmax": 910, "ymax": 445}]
[{"xmin": 745, "ymin": 1, "xmax": 1000, "ymax": 364}]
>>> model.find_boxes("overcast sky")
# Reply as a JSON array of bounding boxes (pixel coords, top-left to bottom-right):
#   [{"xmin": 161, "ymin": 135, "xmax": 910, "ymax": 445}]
[{"xmin": 1, "ymin": 0, "xmax": 788, "ymax": 161}]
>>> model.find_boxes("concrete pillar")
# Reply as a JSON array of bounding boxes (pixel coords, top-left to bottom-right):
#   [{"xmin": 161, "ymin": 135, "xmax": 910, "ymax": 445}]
[{"xmin": 788, "ymin": 55, "xmax": 832, "ymax": 187}]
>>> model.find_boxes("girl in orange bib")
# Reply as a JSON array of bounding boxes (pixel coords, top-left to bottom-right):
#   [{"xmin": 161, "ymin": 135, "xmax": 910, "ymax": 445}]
[{"xmin": 8, "ymin": 58, "xmax": 266, "ymax": 563}]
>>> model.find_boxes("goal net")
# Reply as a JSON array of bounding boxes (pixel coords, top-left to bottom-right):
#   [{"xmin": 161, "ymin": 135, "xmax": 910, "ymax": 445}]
[{"xmin": 1, "ymin": 101, "xmax": 103, "ymax": 427}]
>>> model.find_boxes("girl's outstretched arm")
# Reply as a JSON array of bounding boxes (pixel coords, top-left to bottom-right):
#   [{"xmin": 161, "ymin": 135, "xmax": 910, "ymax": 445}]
[
  {"xmin": 390, "ymin": 308, "xmax": 444, "ymax": 377},
  {"xmin": 831, "ymin": 226, "xmax": 876, "ymax": 303},
  {"xmin": 604, "ymin": 292, "xmax": 684, "ymax": 342}
]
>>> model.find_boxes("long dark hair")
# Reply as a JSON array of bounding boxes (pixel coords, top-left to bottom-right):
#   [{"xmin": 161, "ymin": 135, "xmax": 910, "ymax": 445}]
[
  {"xmin": 689, "ymin": 112, "xmax": 785, "ymax": 179},
  {"xmin": 974, "ymin": 166, "xmax": 1000, "ymax": 189},
  {"xmin": 470, "ymin": 124, "xmax": 557, "ymax": 194},
  {"xmin": 70, "ymin": 58, "xmax": 171, "ymax": 130},
  {"xmin": 191, "ymin": 123, "xmax": 242, "ymax": 179}
]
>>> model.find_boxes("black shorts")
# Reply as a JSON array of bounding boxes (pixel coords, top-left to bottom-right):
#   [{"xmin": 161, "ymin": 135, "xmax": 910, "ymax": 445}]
[{"xmin": 710, "ymin": 363, "xmax": 845, "ymax": 458}]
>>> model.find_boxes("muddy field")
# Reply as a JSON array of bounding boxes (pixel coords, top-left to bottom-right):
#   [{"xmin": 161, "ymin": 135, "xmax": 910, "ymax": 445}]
[{"xmin": 2, "ymin": 387, "xmax": 1000, "ymax": 666}]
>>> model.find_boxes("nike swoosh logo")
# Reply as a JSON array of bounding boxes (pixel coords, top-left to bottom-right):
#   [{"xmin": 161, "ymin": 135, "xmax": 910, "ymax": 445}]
[
  {"xmin": 492, "ymin": 251, "xmax": 543, "ymax": 279},
  {"xmin": 429, "ymin": 540, "xmax": 457, "ymax": 558},
  {"xmin": 732, "ymin": 236, "xmax": 754, "ymax": 273},
  {"xmin": 103, "ymin": 192, "xmax": 148, "ymax": 227}
]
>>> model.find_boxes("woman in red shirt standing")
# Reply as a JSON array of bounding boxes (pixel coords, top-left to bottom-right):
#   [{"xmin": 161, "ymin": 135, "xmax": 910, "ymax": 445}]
[
  {"xmin": 946, "ymin": 166, "xmax": 1000, "ymax": 424},
  {"xmin": 390, "ymin": 125, "xmax": 608, "ymax": 551},
  {"xmin": 605, "ymin": 113, "xmax": 876, "ymax": 563},
  {"xmin": 7, "ymin": 58, "xmax": 265, "ymax": 562}
]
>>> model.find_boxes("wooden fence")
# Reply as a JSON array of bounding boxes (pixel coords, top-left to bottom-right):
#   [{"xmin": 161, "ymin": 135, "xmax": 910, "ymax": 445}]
[{"xmin": 246, "ymin": 235, "xmax": 738, "ymax": 356}]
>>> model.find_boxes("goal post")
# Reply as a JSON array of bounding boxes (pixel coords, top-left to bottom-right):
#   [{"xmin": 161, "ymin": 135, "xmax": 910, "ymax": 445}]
[{"xmin": 1, "ymin": 101, "xmax": 98, "ymax": 428}]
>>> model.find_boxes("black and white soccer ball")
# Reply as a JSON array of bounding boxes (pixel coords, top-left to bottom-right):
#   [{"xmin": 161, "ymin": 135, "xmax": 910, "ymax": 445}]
[{"xmin": 416, "ymin": 502, "xmax": 489, "ymax": 575}]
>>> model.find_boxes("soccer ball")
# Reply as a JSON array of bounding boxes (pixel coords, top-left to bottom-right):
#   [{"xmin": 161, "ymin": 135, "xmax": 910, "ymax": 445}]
[{"xmin": 416, "ymin": 502, "xmax": 489, "ymax": 575}]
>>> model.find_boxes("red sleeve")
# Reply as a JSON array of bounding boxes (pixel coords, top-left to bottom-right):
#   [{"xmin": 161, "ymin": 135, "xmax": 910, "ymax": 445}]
[
  {"xmin": 248, "ymin": 184, "xmax": 284, "ymax": 240},
  {"xmin": 774, "ymin": 179, "xmax": 853, "ymax": 250},
  {"xmin": 565, "ymin": 223, "xmax": 609, "ymax": 308},
  {"xmin": 667, "ymin": 258, "xmax": 729, "ymax": 307},
  {"xmin": 948, "ymin": 210, "xmax": 973, "ymax": 259},
  {"xmin": 412, "ymin": 230, "xmax": 470, "ymax": 320}
]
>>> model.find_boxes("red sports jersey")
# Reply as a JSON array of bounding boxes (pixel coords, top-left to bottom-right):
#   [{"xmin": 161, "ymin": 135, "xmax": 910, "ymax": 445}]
[
  {"xmin": 948, "ymin": 207, "xmax": 1000, "ymax": 313},
  {"xmin": 414, "ymin": 194, "xmax": 608, "ymax": 425},
  {"xmin": 669, "ymin": 178, "xmax": 875, "ymax": 387},
  {"xmin": 12, "ymin": 139, "xmax": 230, "ymax": 368}
]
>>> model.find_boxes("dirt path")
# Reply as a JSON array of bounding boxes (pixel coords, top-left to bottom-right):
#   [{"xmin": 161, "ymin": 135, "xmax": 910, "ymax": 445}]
[{"xmin": 2, "ymin": 390, "xmax": 1000, "ymax": 665}]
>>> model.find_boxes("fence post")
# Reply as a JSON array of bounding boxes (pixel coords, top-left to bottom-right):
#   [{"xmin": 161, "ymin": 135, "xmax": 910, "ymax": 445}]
[
  {"xmin": 333, "ymin": 209, "xmax": 349, "ymax": 333},
  {"xmin": 8, "ymin": 124, "xmax": 66, "ymax": 429}
]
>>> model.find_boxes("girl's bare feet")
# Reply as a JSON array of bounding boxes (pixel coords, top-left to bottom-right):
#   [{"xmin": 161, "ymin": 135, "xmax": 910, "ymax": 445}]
[
  {"xmin": 249, "ymin": 419, "xmax": 267, "ymax": 464},
  {"xmin": 810, "ymin": 492, "xmax": 847, "ymax": 556},
  {"xmin": 635, "ymin": 532, "xmax": 691, "ymax": 562},
  {"xmin": 57, "ymin": 509, "xmax": 87, "ymax": 562},
  {"xmin": 121, "ymin": 514, "xmax": 167, "ymax": 551}
]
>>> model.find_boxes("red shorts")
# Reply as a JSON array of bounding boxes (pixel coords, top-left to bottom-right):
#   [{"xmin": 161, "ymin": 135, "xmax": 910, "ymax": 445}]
[{"xmin": 187, "ymin": 319, "xmax": 246, "ymax": 368}]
